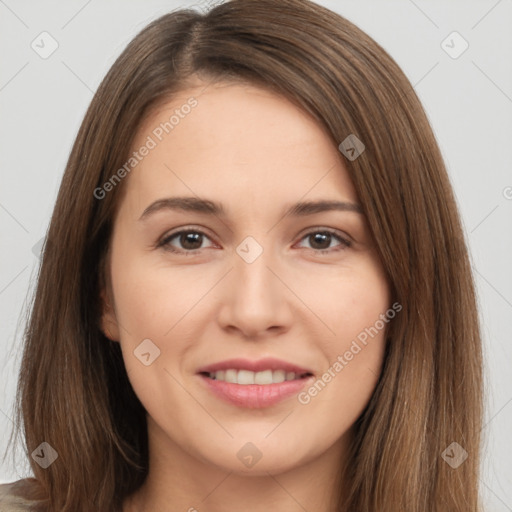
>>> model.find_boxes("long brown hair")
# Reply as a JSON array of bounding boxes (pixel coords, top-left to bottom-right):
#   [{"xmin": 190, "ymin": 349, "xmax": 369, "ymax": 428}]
[{"xmin": 8, "ymin": 0, "xmax": 484, "ymax": 510}]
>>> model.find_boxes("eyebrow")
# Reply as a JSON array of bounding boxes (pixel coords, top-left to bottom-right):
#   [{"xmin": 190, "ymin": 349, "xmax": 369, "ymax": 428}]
[{"xmin": 138, "ymin": 196, "xmax": 363, "ymax": 221}]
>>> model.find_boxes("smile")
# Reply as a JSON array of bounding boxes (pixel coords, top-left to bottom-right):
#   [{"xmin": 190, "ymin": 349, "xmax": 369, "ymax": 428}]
[{"xmin": 202, "ymin": 369, "xmax": 312, "ymax": 385}]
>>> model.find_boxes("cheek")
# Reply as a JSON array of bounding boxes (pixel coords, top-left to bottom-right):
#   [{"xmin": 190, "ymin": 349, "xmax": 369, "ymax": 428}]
[
  {"xmin": 300, "ymin": 256, "xmax": 390, "ymax": 399},
  {"xmin": 110, "ymin": 251, "xmax": 212, "ymax": 339},
  {"xmin": 109, "ymin": 249, "xmax": 218, "ymax": 396},
  {"xmin": 338, "ymin": 275, "xmax": 390, "ymax": 342},
  {"xmin": 109, "ymin": 258, "xmax": 196, "ymax": 410},
  {"xmin": 301, "ymin": 255, "xmax": 390, "ymax": 343}
]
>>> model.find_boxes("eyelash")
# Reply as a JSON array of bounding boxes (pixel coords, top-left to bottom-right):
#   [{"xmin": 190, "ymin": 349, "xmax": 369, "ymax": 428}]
[{"xmin": 156, "ymin": 227, "xmax": 352, "ymax": 256}]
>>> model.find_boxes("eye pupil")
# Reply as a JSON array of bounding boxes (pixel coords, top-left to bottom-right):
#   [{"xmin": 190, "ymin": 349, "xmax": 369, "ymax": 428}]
[
  {"xmin": 181, "ymin": 232, "xmax": 203, "ymax": 250},
  {"xmin": 309, "ymin": 232, "xmax": 331, "ymax": 250}
]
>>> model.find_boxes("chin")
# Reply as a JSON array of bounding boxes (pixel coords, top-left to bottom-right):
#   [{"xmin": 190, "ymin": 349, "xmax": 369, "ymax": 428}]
[{"xmin": 195, "ymin": 437, "xmax": 312, "ymax": 476}]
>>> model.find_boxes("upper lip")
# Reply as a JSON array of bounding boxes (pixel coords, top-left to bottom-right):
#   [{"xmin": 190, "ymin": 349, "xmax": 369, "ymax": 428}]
[{"xmin": 196, "ymin": 357, "xmax": 314, "ymax": 375}]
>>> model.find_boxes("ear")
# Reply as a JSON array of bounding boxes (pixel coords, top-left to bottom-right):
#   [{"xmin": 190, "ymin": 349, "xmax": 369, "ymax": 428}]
[{"xmin": 99, "ymin": 288, "xmax": 121, "ymax": 342}]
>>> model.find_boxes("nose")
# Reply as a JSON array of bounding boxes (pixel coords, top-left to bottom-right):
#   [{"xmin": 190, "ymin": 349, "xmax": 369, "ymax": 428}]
[{"xmin": 216, "ymin": 243, "xmax": 294, "ymax": 340}]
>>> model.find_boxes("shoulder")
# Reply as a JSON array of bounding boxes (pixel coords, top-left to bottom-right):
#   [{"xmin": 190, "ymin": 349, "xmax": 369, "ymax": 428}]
[{"xmin": 0, "ymin": 479, "xmax": 45, "ymax": 511}]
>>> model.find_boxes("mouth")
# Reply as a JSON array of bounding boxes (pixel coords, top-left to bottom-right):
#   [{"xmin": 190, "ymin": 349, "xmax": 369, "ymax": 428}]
[
  {"xmin": 199, "ymin": 369, "xmax": 314, "ymax": 385},
  {"xmin": 196, "ymin": 357, "xmax": 314, "ymax": 383},
  {"xmin": 195, "ymin": 358, "xmax": 315, "ymax": 408}
]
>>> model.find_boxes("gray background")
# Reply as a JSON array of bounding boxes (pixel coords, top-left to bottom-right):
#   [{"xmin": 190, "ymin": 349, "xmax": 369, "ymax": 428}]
[{"xmin": 1, "ymin": 0, "xmax": 511, "ymax": 509}]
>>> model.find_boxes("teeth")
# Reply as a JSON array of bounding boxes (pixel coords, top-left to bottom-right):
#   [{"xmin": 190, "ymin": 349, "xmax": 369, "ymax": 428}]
[
  {"xmin": 254, "ymin": 369, "xmax": 272, "ymax": 384},
  {"xmin": 225, "ymin": 369, "xmax": 237, "ymax": 383},
  {"xmin": 272, "ymin": 369, "xmax": 285, "ymax": 383},
  {"xmin": 208, "ymin": 369, "xmax": 302, "ymax": 384},
  {"xmin": 238, "ymin": 370, "xmax": 255, "ymax": 385}
]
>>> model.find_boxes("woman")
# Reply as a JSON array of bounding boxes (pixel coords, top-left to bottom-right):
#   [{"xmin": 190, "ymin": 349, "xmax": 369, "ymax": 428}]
[{"xmin": 1, "ymin": 0, "xmax": 484, "ymax": 510}]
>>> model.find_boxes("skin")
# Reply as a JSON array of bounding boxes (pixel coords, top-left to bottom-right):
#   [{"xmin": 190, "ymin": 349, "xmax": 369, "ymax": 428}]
[{"xmin": 101, "ymin": 77, "xmax": 391, "ymax": 512}]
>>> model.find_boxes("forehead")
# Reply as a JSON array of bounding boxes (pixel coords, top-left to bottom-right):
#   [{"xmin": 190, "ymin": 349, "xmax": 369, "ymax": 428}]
[{"xmin": 121, "ymin": 80, "xmax": 358, "ymax": 216}]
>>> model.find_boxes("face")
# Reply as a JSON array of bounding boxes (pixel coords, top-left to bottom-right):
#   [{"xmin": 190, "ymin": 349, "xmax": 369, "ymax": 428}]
[{"xmin": 101, "ymin": 78, "xmax": 391, "ymax": 477}]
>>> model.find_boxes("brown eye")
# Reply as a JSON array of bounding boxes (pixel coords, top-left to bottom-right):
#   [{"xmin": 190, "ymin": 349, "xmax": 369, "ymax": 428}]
[
  {"xmin": 296, "ymin": 229, "xmax": 351, "ymax": 253},
  {"xmin": 177, "ymin": 232, "xmax": 203, "ymax": 250},
  {"xmin": 308, "ymin": 232, "xmax": 332, "ymax": 250},
  {"xmin": 159, "ymin": 229, "xmax": 214, "ymax": 254}
]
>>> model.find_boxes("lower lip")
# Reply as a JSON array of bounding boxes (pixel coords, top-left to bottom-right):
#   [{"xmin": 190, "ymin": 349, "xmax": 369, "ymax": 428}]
[{"xmin": 198, "ymin": 374, "xmax": 313, "ymax": 408}]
